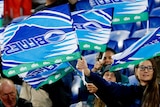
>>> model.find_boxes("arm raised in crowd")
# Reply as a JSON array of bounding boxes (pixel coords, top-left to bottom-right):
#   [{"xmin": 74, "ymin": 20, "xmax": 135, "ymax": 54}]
[{"xmin": 76, "ymin": 57, "xmax": 144, "ymax": 107}]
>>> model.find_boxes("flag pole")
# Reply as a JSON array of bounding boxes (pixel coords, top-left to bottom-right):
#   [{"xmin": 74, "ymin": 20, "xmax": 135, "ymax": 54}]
[
  {"xmin": 80, "ymin": 56, "xmax": 99, "ymax": 99},
  {"xmin": 82, "ymin": 69, "xmax": 99, "ymax": 98},
  {"xmin": 146, "ymin": 18, "xmax": 149, "ymax": 35}
]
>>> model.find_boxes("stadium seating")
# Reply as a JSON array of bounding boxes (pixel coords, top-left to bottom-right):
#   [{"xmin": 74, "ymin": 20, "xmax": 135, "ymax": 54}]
[
  {"xmin": 131, "ymin": 28, "xmax": 157, "ymax": 38},
  {"xmin": 149, "ymin": 17, "xmax": 160, "ymax": 28},
  {"xmin": 148, "ymin": 7, "xmax": 160, "ymax": 28},
  {"xmin": 109, "ymin": 30, "xmax": 130, "ymax": 52},
  {"xmin": 148, "ymin": 0, "xmax": 160, "ymax": 13},
  {"xmin": 112, "ymin": 21, "xmax": 147, "ymax": 38},
  {"xmin": 112, "ymin": 23, "xmax": 134, "ymax": 32},
  {"xmin": 150, "ymin": 7, "xmax": 160, "ymax": 17},
  {"xmin": 122, "ymin": 38, "xmax": 140, "ymax": 51},
  {"xmin": 107, "ymin": 40, "xmax": 119, "ymax": 53}
]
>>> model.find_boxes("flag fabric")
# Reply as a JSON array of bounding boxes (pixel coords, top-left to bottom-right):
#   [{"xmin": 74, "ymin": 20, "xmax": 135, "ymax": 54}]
[
  {"xmin": 110, "ymin": 27, "xmax": 160, "ymax": 71},
  {"xmin": 1, "ymin": 3, "xmax": 81, "ymax": 77},
  {"xmin": 0, "ymin": 27, "xmax": 4, "ymax": 46},
  {"xmin": 93, "ymin": 0, "xmax": 148, "ymax": 24},
  {"xmin": 72, "ymin": 7, "xmax": 113, "ymax": 52},
  {"xmin": 22, "ymin": 62, "xmax": 75, "ymax": 89},
  {"xmin": 89, "ymin": 0, "xmax": 123, "ymax": 7}
]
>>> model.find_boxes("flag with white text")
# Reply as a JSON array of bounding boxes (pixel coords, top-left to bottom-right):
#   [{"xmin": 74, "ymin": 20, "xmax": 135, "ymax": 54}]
[
  {"xmin": 93, "ymin": 0, "xmax": 148, "ymax": 24},
  {"xmin": 22, "ymin": 62, "xmax": 75, "ymax": 89},
  {"xmin": 1, "ymin": 4, "xmax": 81, "ymax": 77}
]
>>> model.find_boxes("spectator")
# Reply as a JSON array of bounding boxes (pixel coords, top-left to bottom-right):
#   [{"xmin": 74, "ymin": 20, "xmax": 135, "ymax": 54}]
[
  {"xmin": 77, "ymin": 48, "xmax": 128, "ymax": 106},
  {"xmin": 76, "ymin": 57, "xmax": 160, "ymax": 107},
  {"xmin": 77, "ymin": 48, "xmax": 117, "ymax": 103},
  {"xmin": 87, "ymin": 67, "xmax": 123, "ymax": 107},
  {"xmin": 91, "ymin": 48, "xmax": 116, "ymax": 73},
  {"xmin": 20, "ymin": 82, "xmax": 52, "ymax": 107},
  {"xmin": 0, "ymin": 78, "xmax": 33, "ymax": 107},
  {"xmin": 91, "ymin": 48, "xmax": 129, "ymax": 83}
]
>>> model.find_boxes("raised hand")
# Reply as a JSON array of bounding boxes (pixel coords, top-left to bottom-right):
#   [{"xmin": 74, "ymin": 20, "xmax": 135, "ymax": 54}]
[
  {"xmin": 76, "ymin": 57, "xmax": 91, "ymax": 76},
  {"xmin": 86, "ymin": 83, "xmax": 98, "ymax": 93}
]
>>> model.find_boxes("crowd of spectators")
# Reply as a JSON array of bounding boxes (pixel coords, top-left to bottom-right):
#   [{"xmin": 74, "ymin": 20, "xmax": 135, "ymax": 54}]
[{"xmin": 1, "ymin": 0, "xmax": 160, "ymax": 107}]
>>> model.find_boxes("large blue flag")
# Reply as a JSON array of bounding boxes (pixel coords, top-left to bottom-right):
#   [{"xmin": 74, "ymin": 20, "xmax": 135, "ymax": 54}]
[
  {"xmin": 72, "ymin": 8, "xmax": 113, "ymax": 52},
  {"xmin": 110, "ymin": 27, "xmax": 160, "ymax": 71},
  {"xmin": 92, "ymin": 0, "xmax": 148, "ymax": 24},
  {"xmin": 1, "ymin": 4, "xmax": 81, "ymax": 77}
]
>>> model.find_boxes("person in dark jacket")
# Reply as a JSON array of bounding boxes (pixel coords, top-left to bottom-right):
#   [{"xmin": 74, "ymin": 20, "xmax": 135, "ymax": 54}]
[
  {"xmin": 76, "ymin": 57, "xmax": 160, "ymax": 107},
  {"xmin": 0, "ymin": 78, "xmax": 33, "ymax": 107},
  {"xmin": 77, "ymin": 48, "xmax": 128, "ymax": 106},
  {"xmin": 87, "ymin": 67, "xmax": 123, "ymax": 107},
  {"xmin": 92, "ymin": 47, "xmax": 129, "ymax": 83}
]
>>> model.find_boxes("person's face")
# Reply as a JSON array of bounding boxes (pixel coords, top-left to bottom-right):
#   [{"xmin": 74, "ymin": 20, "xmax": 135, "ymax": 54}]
[
  {"xmin": 135, "ymin": 60, "xmax": 154, "ymax": 86},
  {"xmin": 0, "ymin": 84, "xmax": 17, "ymax": 107},
  {"xmin": 103, "ymin": 71, "xmax": 116, "ymax": 82},
  {"xmin": 103, "ymin": 51, "xmax": 115, "ymax": 65}
]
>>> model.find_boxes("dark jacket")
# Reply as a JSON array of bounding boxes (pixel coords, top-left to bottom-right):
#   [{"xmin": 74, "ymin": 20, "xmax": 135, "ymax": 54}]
[
  {"xmin": 88, "ymin": 72, "xmax": 145, "ymax": 107},
  {"xmin": 0, "ymin": 98, "xmax": 33, "ymax": 107}
]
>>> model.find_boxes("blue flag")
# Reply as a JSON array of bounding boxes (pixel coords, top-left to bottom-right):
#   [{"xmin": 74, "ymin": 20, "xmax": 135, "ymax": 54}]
[
  {"xmin": 93, "ymin": 0, "xmax": 148, "ymax": 24},
  {"xmin": 110, "ymin": 27, "xmax": 160, "ymax": 71},
  {"xmin": 21, "ymin": 62, "xmax": 74, "ymax": 89},
  {"xmin": 2, "ymin": 4, "xmax": 81, "ymax": 77},
  {"xmin": 89, "ymin": 0, "xmax": 123, "ymax": 7},
  {"xmin": 72, "ymin": 8, "xmax": 113, "ymax": 52}
]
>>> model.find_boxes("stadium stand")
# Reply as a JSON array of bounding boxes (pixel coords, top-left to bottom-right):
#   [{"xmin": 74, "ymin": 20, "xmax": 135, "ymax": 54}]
[
  {"xmin": 150, "ymin": 6, "xmax": 160, "ymax": 17},
  {"xmin": 109, "ymin": 30, "xmax": 130, "ymax": 52},
  {"xmin": 148, "ymin": 0, "xmax": 160, "ymax": 13},
  {"xmin": 131, "ymin": 28, "xmax": 157, "ymax": 38},
  {"xmin": 149, "ymin": 7, "xmax": 160, "ymax": 28}
]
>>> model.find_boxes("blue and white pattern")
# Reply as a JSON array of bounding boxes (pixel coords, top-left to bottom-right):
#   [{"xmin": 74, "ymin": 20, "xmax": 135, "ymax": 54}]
[
  {"xmin": 110, "ymin": 27, "xmax": 160, "ymax": 71},
  {"xmin": 0, "ymin": 27, "xmax": 4, "ymax": 46},
  {"xmin": 72, "ymin": 8, "xmax": 113, "ymax": 52},
  {"xmin": 93, "ymin": 0, "xmax": 148, "ymax": 13},
  {"xmin": 89, "ymin": 0, "xmax": 123, "ymax": 7},
  {"xmin": 22, "ymin": 62, "xmax": 74, "ymax": 89},
  {"xmin": 2, "ymin": 4, "xmax": 80, "ymax": 71},
  {"xmin": 93, "ymin": 0, "xmax": 148, "ymax": 24}
]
